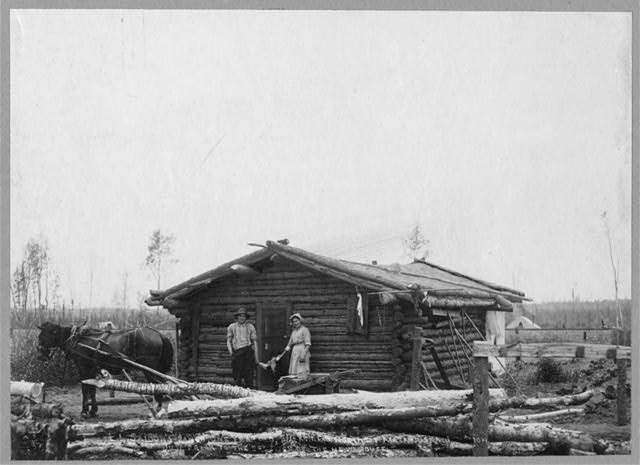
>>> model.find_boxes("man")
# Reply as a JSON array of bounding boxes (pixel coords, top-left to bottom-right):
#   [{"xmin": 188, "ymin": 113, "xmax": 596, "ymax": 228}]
[{"xmin": 226, "ymin": 307, "xmax": 258, "ymax": 387}]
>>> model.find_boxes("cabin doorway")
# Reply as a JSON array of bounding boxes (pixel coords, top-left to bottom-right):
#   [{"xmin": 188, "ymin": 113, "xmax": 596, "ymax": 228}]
[{"xmin": 256, "ymin": 301, "xmax": 291, "ymax": 390}]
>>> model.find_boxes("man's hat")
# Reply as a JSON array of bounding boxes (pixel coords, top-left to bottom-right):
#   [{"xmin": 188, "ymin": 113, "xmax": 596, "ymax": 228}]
[
  {"xmin": 234, "ymin": 307, "xmax": 249, "ymax": 318},
  {"xmin": 289, "ymin": 312, "xmax": 303, "ymax": 322}
]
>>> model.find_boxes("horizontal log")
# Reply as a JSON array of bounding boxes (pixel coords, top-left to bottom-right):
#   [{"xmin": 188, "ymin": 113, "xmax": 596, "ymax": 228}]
[
  {"xmin": 278, "ymin": 428, "xmax": 546, "ymax": 456},
  {"xmin": 401, "ymin": 332, "xmax": 480, "ymax": 345},
  {"xmin": 310, "ymin": 353, "xmax": 392, "ymax": 362},
  {"xmin": 473, "ymin": 342, "xmax": 632, "ymax": 360},
  {"xmin": 198, "ymin": 293, "xmax": 351, "ymax": 305},
  {"xmin": 225, "ymin": 447, "xmax": 420, "ymax": 460},
  {"xmin": 82, "ymin": 379, "xmax": 263, "ymax": 398},
  {"xmin": 490, "ymin": 390, "xmax": 594, "ymax": 410},
  {"xmin": 11, "ymin": 400, "xmax": 64, "ymax": 419},
  {"xmin": 68, "ymin": 429, "xmax": 284, "ymax": 456},
  {"xmin": 164, "ymin": 389, "xmax": 507, "ymax": 419},
  {"xmin": 310, "ymin": 335, "xmax": 392, "ymax": 343},
  {"xmin": 593, "ymin": 439, "xmax": 632, "ymax": 455},
  {"xmin": 11, "ymin": 381, "xmax": 45, "ymax": 402},
  {"xmin": 69, "ymin": 445, "xmax": 144, "ymax": 459},
  {"xmin": 498, "ymin": 407, "xmax": 585, "ymax": 423},
  {"xmin": 402, "ymin": 351, "xmax": 473, "ymax": 364},
  {"xmin": 70, "ymin": 427, "xmax": 477, "ymax": 458},
  {"xmin": 337, "ymin": 380, "xmax": 395, "ymax": 391},
  {"xmin": 385, "ymin": 417, "xmax": 596, "ymax": 452}
]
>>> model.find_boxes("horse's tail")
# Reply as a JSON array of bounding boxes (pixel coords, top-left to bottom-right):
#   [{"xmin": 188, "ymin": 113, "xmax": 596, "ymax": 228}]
[{"xmin": 157, "ymin": 332, "xmax": 175, "ymax": 375}]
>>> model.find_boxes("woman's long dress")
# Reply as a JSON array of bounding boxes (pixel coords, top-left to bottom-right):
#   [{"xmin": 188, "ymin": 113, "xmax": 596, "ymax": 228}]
[{"xmin": 287, "ymin": 326, "xmax": 311, "ymax": 378}]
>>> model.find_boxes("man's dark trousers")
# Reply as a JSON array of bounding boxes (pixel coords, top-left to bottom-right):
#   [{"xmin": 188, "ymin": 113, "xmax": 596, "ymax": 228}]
[{"xmin": 232, "ymin": 346, "xmax": 255, "ymax": 388}]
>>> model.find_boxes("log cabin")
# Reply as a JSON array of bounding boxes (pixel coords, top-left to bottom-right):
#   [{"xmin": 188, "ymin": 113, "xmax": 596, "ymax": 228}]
[{"xmin": 145, "ymin": 240, "xmax": 527, "ymax": 392}]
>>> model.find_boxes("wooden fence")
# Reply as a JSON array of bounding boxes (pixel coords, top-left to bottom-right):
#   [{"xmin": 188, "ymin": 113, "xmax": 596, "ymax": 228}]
[{"xmin": 471, "ymin": 341, "xmax": 632, "ymax": 456}]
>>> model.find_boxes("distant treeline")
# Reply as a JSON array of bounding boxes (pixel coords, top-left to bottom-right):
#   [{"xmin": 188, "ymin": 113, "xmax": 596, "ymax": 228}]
[
  {"xmin": 12, "ymin": 298, "xmax": 632, "ymax": 334},
  {"xmin": 10, "ymin": 305, "xmax": 177, "ymax": 330},
  {"xmin": 512, "ymin": 299, "xmax": 631, "ymax": 329}
]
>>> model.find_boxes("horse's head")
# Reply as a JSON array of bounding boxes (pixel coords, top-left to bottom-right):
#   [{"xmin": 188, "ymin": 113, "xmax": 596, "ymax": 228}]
[{"xmin": 37, "ymin": 322, "xmax": 64, "ymax": 361}]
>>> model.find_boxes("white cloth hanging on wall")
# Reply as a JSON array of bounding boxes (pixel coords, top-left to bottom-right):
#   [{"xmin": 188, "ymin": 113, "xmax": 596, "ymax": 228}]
[{"xmin": 486, "ymin": 310, "xmax": 506, "ymax": 376}]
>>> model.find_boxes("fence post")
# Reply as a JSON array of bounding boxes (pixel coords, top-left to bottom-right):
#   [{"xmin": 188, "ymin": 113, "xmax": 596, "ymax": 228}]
[
  {"xmin": 616, "ymin": 357, "xmax": 628, "ymax": 425},
  {"xmin": 472, "ymin": 353, "xmax": 489, "ymax": 456},
  {"xmin": 410, "ymin": 327, "xmax": 423, "ymax": 390}
]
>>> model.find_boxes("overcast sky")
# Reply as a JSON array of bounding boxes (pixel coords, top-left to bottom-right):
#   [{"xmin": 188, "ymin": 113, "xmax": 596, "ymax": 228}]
[{"xmin": 10, "ymin": 10, "xmax": 631, "ymax": 309}]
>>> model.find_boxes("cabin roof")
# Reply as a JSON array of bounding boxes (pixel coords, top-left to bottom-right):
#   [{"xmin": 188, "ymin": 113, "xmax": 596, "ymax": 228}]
[{"xmin": 145, "ymin": 239, "xmax": 528, "ymax": 308}]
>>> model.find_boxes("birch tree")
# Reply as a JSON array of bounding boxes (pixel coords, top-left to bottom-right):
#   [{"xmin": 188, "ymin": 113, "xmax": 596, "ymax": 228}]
[
  {"xmin": 403, "ymin": 222, "xmax": 430, "ymax": 261},
  {"xmin": 145, "ymin": 230, "xmax": 177, "ymax": 290}
]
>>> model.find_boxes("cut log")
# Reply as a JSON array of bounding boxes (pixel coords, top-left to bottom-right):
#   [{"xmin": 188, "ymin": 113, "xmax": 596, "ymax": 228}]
[
  {"xmin": 11, "ymin": 399, "xmax": 64, "ymax": 419},
  {"xmin": 164, "ymin": 388, "xmax": 507, "ymax": 419},
  {"xmin": 82, "ymin": 378, "xmax": 261, "ymax": 398},
  {"xmin": 11, "ymin": 381, "xmax": 45, "ymax": 402},
  {"xmin": 385, "ymin": 417, "xmax": 596, "ymax": 453},
  {"xmin": 593, "ymin": 439, "xmax": 632, "ymax": 455},
  {"xmin": 70, "ymin": 417, "xmax": 236, "ymax": 440},
  {"xmin": 487, "ymin": 441, "xmax": 548, "ymax": 456},
  {"xmin": 237, "ymin": 447, "xmax": 423, "ymax": 460},
  {"xmin": 568, "ymin": 448, "xmax": 596, "ymax": 456},
  {"xmin": 72, "ymin": 403, "xmax": 513, "ymax": 439},
  {"xmin": 153, "ymin": 388, "xmax": 590, "ymax": 426},
  {"xmin": 489, "ymin": 390, "xmax": 594, "ymax": 410},
  {"xmin": 498, "ymin": 407, "xmax": 585, "ymax": 423},
  {"xmin": 491, "ymin": 420, "xmax": 595, "ymax": 453},
  {"xmin": 279, "ymin": 428, "xmax": 547, "ymax": 456},
  {"xmin": 70, "ymin": 445, "xmax": 145, "ymax": 459},
  {"xmin": 31, "ymin": 402, "xmax": 65, "ymax": 420},
  {"xmin": 68, "ymin": 429, "xmax": 284, "ymax": 456}
]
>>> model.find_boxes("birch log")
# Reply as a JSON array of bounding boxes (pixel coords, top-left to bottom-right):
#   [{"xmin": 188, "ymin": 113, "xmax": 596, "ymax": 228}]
[
  {"xmin": 73, "ymin": 407, "xmax": 485, "ymax": 437},
  {"xmin": 279, "ymin": 428, "xmax": 546, "ymax": 455},
  {"xmin": 163, "ymin": 388, "xmax": 590, "ymax": 420},
  {"xmin": 164, "ymin": 388, "xmax": 507, "ymax": 419},
  {"xmin": 486, "ymin": 390, "xmax": 594, "ymax": 412},
  {"xmin": 68, "ymin": 429, "xmax": 284, "ymax": 456},
  {"xmin": 68, "ymin": 426, "xmax": 548, "ymax": 458},
  {"xmin": 498, "ymin": 407, "xmax": 585, "ymax": 423},
  {"xmin": 385, "ymin": 417, "xmax": 596, "ymax": 452},
  {"xmin": 82, "ymin": 378, "xmax": 261, "ymax": 398}
]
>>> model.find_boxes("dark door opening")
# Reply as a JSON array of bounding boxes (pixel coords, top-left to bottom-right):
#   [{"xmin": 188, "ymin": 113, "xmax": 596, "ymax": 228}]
[{"xmin": 257, "ymin": 302, "xmax": 291, "ymax": 390}]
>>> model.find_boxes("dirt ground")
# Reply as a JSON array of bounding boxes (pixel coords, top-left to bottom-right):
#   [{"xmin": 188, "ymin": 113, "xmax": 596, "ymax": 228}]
[
  {"xmin": 44, "ymin": 385, "xmax": 155, "ymax": 423},
  {"xmin": 45, "ymin": 357, "xmax": 631, "ymax": 442},
  {"xmin": 499, "ymin": 358, "xmax": 632, "ymax": 442}
]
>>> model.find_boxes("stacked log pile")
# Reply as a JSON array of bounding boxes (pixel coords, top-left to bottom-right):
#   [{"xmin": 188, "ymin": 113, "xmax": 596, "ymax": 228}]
[
  {"xmin": 59, "ymin": 379, "xmax": 631, "ymax": 459},
  {"xmin": 11, "ymin": 393, "xmax": 70, "ymax": 460}
]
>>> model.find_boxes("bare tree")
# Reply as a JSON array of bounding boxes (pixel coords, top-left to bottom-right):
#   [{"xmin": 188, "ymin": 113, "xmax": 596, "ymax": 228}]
[
  {"xmin": 11, "ymin": 236, "xmax": 61, "ymax": 324},
  {"xmin": 122, "ymin": 270, "xmax": 128, "ymax": 311},
  {"xmin": 601, "ymin": 211, "xmax": 623, "ymax": 341},
  {"xmin": 145, "ymin": 229, "xmax": 177, "ymax": 290},
  {"xmin": 403, "ymin": 222, "xmax": 430, "ymax": 261},
  {"xmin": 11, "ymin": 262, "xmax": 29, "ymax": 314}
]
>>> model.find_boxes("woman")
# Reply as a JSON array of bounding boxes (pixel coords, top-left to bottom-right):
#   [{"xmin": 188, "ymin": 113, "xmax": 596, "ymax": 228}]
[{"xmin": 284, "ymin": 313, "xmax": 311, "ymax": 378}]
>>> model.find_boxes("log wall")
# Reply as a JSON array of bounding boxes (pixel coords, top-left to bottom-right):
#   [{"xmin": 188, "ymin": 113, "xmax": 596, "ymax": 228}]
[
  {"xmin": 171, "ymin": 258, "xmax": 396, "ymax": 391},
  {"xmin": 392, "ymin": 308, "xmax": 487, "ymax": 390},
  {"xmin": 168, "ymin": 258, "xmax": 489, "ymax": 392}
]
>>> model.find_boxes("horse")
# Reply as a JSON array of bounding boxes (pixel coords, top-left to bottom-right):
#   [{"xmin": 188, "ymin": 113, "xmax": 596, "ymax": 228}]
[{"xmin": 37, "ymin": 322, "xmax": 174, "ymax": 418}]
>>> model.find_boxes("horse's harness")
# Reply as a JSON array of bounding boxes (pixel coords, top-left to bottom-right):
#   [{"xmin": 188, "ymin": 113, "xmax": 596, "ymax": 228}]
[{"xmin": 60, "ymin": 325, "xmax": 117, "ymax": 366}]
